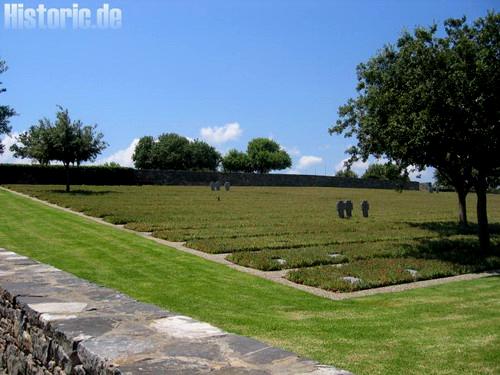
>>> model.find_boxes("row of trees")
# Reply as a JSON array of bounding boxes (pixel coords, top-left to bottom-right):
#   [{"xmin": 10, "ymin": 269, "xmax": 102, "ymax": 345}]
[
  {"xmin": 335, "ymin": 163, "xmax": 410, "ymax": 182},
  {"xmin": 331, "ymin": 12, "xmax": 499, "ymax": 250},
  {"xmin": 133, "ymin": 135, "xmax": 292, "ymax": 174}
]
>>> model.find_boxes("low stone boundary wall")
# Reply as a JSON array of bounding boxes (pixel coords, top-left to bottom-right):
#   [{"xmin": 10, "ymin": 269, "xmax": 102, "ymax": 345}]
[
  {"xmin": 0, "ymin": 164, "xmax": 419, "ymax": 190},
  {"xmin": 0, "ymin": 248, "xmax": 352, "ymax": 374}
]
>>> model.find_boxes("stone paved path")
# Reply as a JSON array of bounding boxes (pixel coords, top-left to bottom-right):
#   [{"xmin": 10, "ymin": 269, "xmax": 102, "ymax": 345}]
[{"xmin": 0, "ymin": 248, "xmax": 352, "ymax": 374}]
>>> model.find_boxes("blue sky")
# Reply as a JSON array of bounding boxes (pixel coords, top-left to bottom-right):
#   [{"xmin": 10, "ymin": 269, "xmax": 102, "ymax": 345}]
[{"xmin": 1, "ymin": 0, "xmax": 497, "ymax": 180}]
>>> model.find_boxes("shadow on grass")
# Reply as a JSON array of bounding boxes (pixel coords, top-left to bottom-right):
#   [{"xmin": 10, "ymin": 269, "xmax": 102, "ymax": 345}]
[
  {"xmin": 385, "ymin": 221, "xmax": 500, "ymax": 270},
  {"xmin": 399, "ymin": 237, "xmax": 500, "ymax": 271},
  {"xmin": 49, "ymin": 189, "xmax": 120, "ymax": 196},
  {"xmin": 405, "ymin": 221, "xmax": 500, "ymax": 237}
]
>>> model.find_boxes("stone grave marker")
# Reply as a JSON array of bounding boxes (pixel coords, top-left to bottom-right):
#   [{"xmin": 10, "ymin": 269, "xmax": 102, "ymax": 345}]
[
  {"xmin": 361, "ymin": 200, "xmax": 369, "ymax": 218},
  {"xmin": 214, "ymin": 181, "xmax": 221, "ymax": 191},
  {"xmin": 210, "ymin": 181, "xmax": 216, "ymax": 191},
  {"xmin": 336, "ymin": 200, "xmax": 346, "ymax": 218},
  {"xmin": 344, "ymin": 200, "xmax": 353, "ymax": 218},
  {"xmin": 224, "ymin": 181, "xmax": 230, "ymax": 191}
]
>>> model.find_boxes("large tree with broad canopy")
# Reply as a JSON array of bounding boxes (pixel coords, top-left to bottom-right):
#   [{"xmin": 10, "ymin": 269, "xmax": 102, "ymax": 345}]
[{"xmin": 329, "ymin": 12, "xmax": 499, "ymax": 251}]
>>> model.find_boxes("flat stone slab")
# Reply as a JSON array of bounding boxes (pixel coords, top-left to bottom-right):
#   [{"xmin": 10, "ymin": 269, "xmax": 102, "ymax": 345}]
[
  {"xmin": 274, "ymin": 258, "xmax": 287, "ymax": 265},
  {"xmin": 150, "ymin": 316, "xmax": 226, "ymax": 339},
  {"xmin": 0, "ymin": 248, "xmax": 353, "ymax": 374},
  {"xmin": 342, "ymin": 276, "xmax": 362, "ymax": 284},
  {"xmin": 29, "ymin": 302, "xmax": 88, "ymax": 314},
  {"xmin": 406, "ymin": 269, "xmax": 418, "ymax": 277}
]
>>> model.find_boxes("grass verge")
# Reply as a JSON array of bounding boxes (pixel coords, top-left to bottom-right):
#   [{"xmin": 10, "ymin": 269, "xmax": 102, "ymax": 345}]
[{"xmin": 0, "ymin": 189, "xmax": 499, "ymax": 374}]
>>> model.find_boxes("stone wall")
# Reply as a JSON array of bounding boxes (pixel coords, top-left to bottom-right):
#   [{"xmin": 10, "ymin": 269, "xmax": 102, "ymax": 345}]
[
  {"xmin": 0, "ymin": 248, "xmax": 351, "ymax": 375},
  {"xmin": 0, "ymin": 164, "xmax": 419, "ymax": 190}
]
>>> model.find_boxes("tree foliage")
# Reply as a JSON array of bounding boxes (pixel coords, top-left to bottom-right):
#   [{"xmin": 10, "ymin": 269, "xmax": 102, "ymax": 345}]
[
  {"xmin": 132, "ymin": 133, "xmax": 221, "ymax": 171},
  {"xmin": 221, "ymin": 149, "xmax": 252, "ymax": 173},
  {"xmin": 246, "ymin": 138, "xmax": 292, "ymax": 173},
  {"xmin": 362, "ymin": 163, "xmax": 410, "ymax": 182},
  {"xmin": 334, "ymin": 169, "xmax": 358, "ymax": 178},
  {"xmin": 434, "ymin": 170, "xmax": 454, "ymax": 190},
  {"xmin": 188, "ymin": 140, "xmax": 221, "ymax": 171},
  {"xmin": 11, "ymin": 107, "xmax": 107, "ymax": 192},
  {"xmin": 152, "ymin": 133, "xmax": 191, "ymax": 170},
  {"xmin": 329, "ymin": 12, "xmax": 500, "ymax": 250},
  {"xmin": 132, "ymin": 136, "xmax": 155, "ymax": 169},
  {"xmin": 221, "ymin": 138, "xmax": 292, "ymax": 174},
  {"xmin": 11, "ymin": 119, "xmax": 54, "ymax": 165},
  {"xmin": 0, "ymin": 59, "xmax": 16, "ymax": 154}
]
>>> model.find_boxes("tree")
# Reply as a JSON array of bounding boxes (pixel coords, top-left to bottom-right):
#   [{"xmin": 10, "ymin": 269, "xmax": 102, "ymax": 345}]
[
  {"xmin": 12, "ymin": 107, "xmax": 107, "ymax": 192},
  {"xmin": 329, "ymin": 12, "xmax": 499, "ymax": 250},
  {"xmin": 132, "ymin": 136, "xmax": 155, "ymax": 169},
  {"xmin": 51, "ymin": 108, "xmax": 106, "ymax": 191},
  {"xmin": 362, "ymin": 163, "xmax": 410, "ymax": 182},
  {"xmin": 335, "ymin": 169, "xmax": 358, "ymax": 178},
  {"xmin": 434, "ymin": 170, "xmax": 454, "ymax": 191},
  {"xmin": 246, "ymin": 138, "xmax": 292, "ymax": 173},
  {"xmin": 0, "ymin": 59, "xmax": 16, "ymax": 154},
  {"xmin": 153, "ymin": 133, "xmax": 190, "ymax": 170},
  {"xmin": 222, "ymin": 149, "xmax": 252, "ymax": 173},
  {"xmin": 187, "ymin": 140, "xmax": 221, "ymax": 171},
  {"xmin": 132, "ymin": 134, "xmax": 221, "ymax": 171},
  {"xmin": 11, "ymin": 119, "xmax": 54, "ymax": 165},
  {"xmin": 74, "ymin": 123, "xmax": 107, "ymax": 167}
]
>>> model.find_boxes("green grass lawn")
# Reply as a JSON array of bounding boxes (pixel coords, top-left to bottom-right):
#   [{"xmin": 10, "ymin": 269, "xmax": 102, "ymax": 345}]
[
  {"xmin": 0, "ymin": 188, "xmax": 499, "ymax": 375},
  {"xmin": 7, "ymin": 184, "xmax": 500, "ymax": 292}
]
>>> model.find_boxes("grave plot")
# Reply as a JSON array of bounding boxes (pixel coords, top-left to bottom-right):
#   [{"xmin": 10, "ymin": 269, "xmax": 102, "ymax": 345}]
[
  {"xmin": 7, "ymin": 184, "xmax": 500, "ymax": 292},
  {"xmin": 286, "ymin": 257, "xmax": 480, "ymax": 292},
  {"xmin": 227, "ymin": 247, "xmax": 348, "ymax": 271}
]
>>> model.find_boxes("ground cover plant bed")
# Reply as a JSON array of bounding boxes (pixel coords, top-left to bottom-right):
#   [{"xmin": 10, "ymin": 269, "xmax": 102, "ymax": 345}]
[
  {"xmin": 6, "ymin": 184, "xmax": 500, "ymax": 292},
  {"xmin": 226, "ymin": 247, "xmax": 349, "ymax": 271},
  {"xmin": 1, "ymin": 188, "xmax": 500, "ymax": 375},
  {"xmin": 287, "ymin": 256, "xmax": 500, "ymax": 292},
  {"xmin": 226, "ymin": 238, "xmax": 500, "ymax": 271}
]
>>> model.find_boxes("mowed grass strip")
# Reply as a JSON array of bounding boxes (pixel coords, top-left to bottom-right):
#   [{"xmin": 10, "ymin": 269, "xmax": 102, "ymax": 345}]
[{"xmin": 0, "ymin": 189, "xmax": 500, "ymax": 375}]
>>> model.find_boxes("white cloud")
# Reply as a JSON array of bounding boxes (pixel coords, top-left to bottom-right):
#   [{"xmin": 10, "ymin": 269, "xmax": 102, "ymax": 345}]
[
  {"xmin": 96, "ymin": 138, "xmax": 139, "ymax": 167},
  {"xmin": 282, "ymin": 146, "xmax": 301, "ymax": 156},
  {"xmin": 200, "ymin": 122, "xmax": 242, "ymax": 144},
  {"xmin": 297, "ymin": 155, "xmax": 323, "ymax": 170},
  {"xmin": 0, "ymin": 133, "xmax": 26, "ymax": 164}
]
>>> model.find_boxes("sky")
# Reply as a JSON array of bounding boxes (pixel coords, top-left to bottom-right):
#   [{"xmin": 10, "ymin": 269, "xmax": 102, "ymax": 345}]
[{"xmin": 0, "ymin": 0, "xmax": 497, "ymax": 181}]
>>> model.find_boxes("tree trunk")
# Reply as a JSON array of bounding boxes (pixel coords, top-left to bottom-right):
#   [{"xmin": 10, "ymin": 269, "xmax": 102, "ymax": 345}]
[
  {"xmin": 64, "ymin": 163, "xmax": 71, "ymax": 192},
  {"xmin": 456, "ymin": 188, "xmax": 468, "ymax": 228},
  {"xmin": 475, "ymin": 179, "xmax": 490, "ymax": 252}
]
